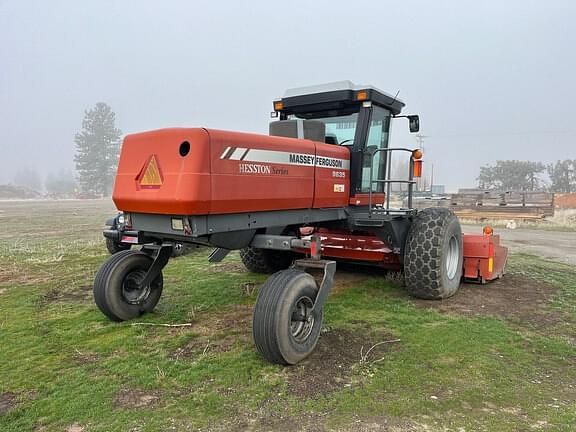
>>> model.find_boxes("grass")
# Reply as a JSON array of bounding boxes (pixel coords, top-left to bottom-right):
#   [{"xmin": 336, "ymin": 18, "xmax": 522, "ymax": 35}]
[{"xmin": 0, "ymin": 200, "xmax": 575, "ymax": 431}]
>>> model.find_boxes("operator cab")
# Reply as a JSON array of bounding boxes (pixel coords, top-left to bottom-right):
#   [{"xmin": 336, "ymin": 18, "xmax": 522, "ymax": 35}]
[{"xmin": 270, "ymin": 81, "xmax": 419, "ymax": 196}]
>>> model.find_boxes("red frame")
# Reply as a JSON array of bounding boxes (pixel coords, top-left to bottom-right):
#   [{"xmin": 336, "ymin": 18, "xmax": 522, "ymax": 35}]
[{"xmin": 298, "ymin": 228, "xmax": 507, "ymax": 283}]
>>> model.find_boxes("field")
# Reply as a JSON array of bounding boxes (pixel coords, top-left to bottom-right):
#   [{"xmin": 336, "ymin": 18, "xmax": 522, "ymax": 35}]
[{"xmin": 0, "ymin": 200, "xmax": 575, "ymax": 431}]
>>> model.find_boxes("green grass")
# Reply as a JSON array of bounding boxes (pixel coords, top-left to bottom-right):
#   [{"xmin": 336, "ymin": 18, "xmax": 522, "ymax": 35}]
[{"xmin": 0, "ymin": 200, "xmax": 575, "ymax": 431}]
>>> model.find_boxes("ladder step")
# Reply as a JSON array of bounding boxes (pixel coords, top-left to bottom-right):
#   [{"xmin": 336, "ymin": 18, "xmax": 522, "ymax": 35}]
[{"xmin": 354, "ymin": 219, "xmax": 385, "ymax": 227}]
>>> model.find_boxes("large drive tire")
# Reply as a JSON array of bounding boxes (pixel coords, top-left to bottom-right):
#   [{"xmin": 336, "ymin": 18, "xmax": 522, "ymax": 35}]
[
  {"xmin": 253, "ymin": 269, "xmax": 323, "ymax": 365},
  {"xmin": 106, "ymin": 238, "xmax": 131, "ymax": 255},
  {"xmin": 404, "ymin": 208, "xmax": 463, "ymax": 300},
  {"xmin": 240, "ymin": 247, "xmax": 294, "ymax": 274},
  {"xmin": 93, "ymin": 250, "xmax": 164, "ymax": 321}
]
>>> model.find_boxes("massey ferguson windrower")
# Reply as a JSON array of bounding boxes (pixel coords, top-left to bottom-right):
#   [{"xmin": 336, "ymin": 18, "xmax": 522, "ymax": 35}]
[{"xmin": 94, "ymin": 81, "xmax": 507, "ymax": 365}]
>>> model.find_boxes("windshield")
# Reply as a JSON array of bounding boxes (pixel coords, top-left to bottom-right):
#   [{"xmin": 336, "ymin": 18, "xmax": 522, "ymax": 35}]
[{"xmin": 288, "ymin": 112, "xmax": 358, "ymax": 145}]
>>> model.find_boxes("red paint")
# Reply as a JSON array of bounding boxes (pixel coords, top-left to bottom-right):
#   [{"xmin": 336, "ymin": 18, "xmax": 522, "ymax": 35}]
[
  {"xmin": 462, "ymin": 234, "xmax": 508, "ymax": 282},
  {"xmin": 349, "ymin": 193, "xmax": 385, "ymax": 206},
  {"xmin": 113, "ymin": 128, "xmax": 350, "ymax": 215},
  {"xmin": 296, "ymin": 228, "xmax": 401, "ymax": 269}
]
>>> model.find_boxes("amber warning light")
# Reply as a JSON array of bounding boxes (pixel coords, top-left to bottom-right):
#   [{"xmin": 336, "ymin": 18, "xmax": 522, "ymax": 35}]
[{"xmin": 136, "ymin": 155, "xmax": 164, "ymax": 189}]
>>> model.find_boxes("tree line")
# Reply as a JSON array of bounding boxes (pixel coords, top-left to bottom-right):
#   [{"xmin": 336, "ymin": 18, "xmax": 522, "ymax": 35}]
[
  {"xmin": 12, "ymin": 102, "xmax": 121, "ymax": 197},
  {"xmin": 477, "ymin": 160, "xmax": 576, "ymax": 193}
]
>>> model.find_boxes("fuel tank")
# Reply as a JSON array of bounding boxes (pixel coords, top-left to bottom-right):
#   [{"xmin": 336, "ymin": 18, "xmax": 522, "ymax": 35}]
[{"xmin": 112, "ymin": 128, "xmax": 350, "ymax": 215}]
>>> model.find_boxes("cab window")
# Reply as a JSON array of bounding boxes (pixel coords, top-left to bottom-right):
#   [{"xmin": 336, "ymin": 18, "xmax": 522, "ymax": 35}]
[
  {"xmin": 361, "ymin": 107, "xmax": 391, "ymax": 192},
  {"xmin": 288, "ymin": 112, "xmax": 359, "ymax": 146}
]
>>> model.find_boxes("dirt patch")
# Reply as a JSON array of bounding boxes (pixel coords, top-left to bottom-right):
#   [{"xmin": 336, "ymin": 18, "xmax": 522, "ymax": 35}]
[
  {"xmin": 339, "ymin": 416, "xmax": 428, "ymax": 432},
  {"xmin": 113, "ymin": 388, "xmax": 161, "ymax": 409},
  {"xmin": 412, "ymin": 274, "xmax": 565, "ymax": 328},
  {"xmin": 194, "ymin": 304, "xmax": 253, "ymax": 336},
  {"xmin": 217, "ymin": 408, "xmax": 421, "ymax": 432},
  {"xmin": 0, "ymin": 392, "xmax": 17, "ymax": 416},
  {"xmin": 173, "ymin": 334, "xmax": 247, "ymax": 360},
  {"xmin": 285, "ymin": 327, "xmax": 399, "ymax": 397},
  {"xmin": 65, "ymin": 423, "xmax": 85, "ymax": 432},
  {"xmin": 73, "ymin": 350, "xmax": 100, "ymax": 365},
  {"xmin": 37, "ymin": 285, "xmax": 91, "ymax": 305},
  {"xmin": 207, "ymin": 262, "xmax": 247, "ymax": 273},
  {"xmin": 171, "ymin": 305, "xmax": 253, "ymax": 359}
]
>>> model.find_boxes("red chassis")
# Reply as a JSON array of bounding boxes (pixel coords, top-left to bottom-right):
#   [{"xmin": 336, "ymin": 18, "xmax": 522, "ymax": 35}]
[{"xmin": 298, "ymin": 227, "xmax": 507, "ymax": 283}]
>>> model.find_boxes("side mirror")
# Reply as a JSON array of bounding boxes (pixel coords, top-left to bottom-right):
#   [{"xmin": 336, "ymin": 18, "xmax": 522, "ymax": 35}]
[{"xmin": 408, "ymin": 115, "xmax": 420, "ymax": 133}]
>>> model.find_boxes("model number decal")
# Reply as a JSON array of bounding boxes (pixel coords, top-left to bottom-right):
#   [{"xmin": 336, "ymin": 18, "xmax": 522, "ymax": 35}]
[{"xmin": 332, "ymin": 171, "xmax": 346, "ymax": 178}]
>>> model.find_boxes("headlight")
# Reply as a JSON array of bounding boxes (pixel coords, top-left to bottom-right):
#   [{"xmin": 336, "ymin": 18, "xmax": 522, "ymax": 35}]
[{"xmin": 118, "ymin": 214, "xmax": 125, "ymax": 225}]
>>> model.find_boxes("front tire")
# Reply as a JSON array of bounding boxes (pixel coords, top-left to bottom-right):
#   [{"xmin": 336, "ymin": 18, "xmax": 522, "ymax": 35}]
[
  {"xmin": 404, "ymin": 208, "xmax": 463, "ymax": 299},
  {"xmin": 253, "ymin": 269, "xmax": 322, "ymax": 365},
  {"xmin": 93, "ymin": 250, "xmax": 163, "ymax": 321}
]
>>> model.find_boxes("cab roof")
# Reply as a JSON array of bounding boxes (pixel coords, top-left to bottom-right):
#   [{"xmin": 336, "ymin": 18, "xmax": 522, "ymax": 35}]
[{"xmin": 275, "ymin": 80, "xmax": 405, "ymax": 116}]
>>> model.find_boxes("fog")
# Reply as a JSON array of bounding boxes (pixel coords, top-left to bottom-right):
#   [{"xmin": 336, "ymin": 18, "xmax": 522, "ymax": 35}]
[{"xmin": 1, "ymin": 0, "xmax": 575, "ymax": 192}]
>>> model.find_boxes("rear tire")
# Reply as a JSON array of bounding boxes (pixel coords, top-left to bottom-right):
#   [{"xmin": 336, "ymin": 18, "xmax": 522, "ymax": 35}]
[
  {"xmin": 93, "ymin": 250, "xmax": 163, "ymax": 321},
  {"xmin": 404, "ymin": 208, "xmax": 463, "ymax": 299},
  {"xmin": 106, "ymin": 238, "xmax": 131, "ymax": 254},
  {"xmin": 253, "ymin": 269, "xmax": 322, "ymax": 365},
  {"xmin": 240, "ymin": 247, "xmax": 294, "ymax": 274}
]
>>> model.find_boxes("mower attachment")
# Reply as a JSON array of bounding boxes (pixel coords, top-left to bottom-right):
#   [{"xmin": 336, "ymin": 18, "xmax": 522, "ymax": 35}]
[{"xmin": 462, "ymin": 233, "xmax": 508, "ymax": 283}]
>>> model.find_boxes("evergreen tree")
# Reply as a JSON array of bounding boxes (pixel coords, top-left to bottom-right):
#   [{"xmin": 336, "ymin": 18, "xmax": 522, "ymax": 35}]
[
  {"xmin": 547, "ymin": 159, "xmax": 576, "ymax": 193},
  {"xmin": 74, "ymin": 103, "xmax": 122, "ymax": 196}
]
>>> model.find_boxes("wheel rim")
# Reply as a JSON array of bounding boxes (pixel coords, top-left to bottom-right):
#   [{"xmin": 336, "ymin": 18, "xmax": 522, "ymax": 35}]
[
  {"xmin": 121, "ymin": 269, "xmax": 151, "ymax": 304},
  {"xmin": 290, "ymin": 296, "xmax": 314, "ymax": 343},
  {"xmin": 445, "ymin": 235, "xmax": 460, "ymax": 280}
]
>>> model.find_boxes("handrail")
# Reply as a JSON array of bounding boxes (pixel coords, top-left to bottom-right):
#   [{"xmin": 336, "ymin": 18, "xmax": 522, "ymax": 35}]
[{"xmin": 367, "ymin": 147, "xmax": 416, "ymax": 216}]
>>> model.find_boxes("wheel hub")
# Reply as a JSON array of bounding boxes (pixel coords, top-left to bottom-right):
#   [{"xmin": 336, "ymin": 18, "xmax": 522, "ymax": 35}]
[
  {"xmin": 122, "ymin": 270, "xmax": 151, "ymax": 304},
  {"xmin": 445, "ymin": 235, "xmax": 460, "ymax": 280},
  {"xmin": 290, "ymin": 296, "xmax": 314, "ymax": 342}
]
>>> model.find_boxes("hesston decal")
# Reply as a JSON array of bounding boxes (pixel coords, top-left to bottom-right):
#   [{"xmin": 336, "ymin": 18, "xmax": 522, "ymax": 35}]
[
  {"xmin": 239, "ymin": 164, "xmax": 288, "ymax": 175},
  {"xmin": 239, "ymin": 163, "xmax": 272, "ymax": 174}
]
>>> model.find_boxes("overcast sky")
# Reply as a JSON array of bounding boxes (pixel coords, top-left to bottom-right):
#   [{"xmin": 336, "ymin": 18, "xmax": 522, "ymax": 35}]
[{"xmin": 1, "ymin": 0, "xmax": 574, "ymax": 191}]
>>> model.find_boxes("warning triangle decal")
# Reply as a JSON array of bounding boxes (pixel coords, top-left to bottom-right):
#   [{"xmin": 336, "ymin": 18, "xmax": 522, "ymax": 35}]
[{"xmin": 137, "ymin": 155, "xmax": 164, "ymax": 188}]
